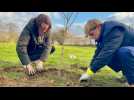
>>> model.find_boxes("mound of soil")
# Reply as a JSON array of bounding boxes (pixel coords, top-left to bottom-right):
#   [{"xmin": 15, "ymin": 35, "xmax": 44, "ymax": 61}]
[{"xmin": 0, "ymin": 66, "xmax": 82, "ymax": 87}]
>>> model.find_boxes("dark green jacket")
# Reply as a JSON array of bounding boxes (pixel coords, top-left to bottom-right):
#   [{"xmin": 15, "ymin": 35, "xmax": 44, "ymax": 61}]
[{"xmin": 16, "ymin": 18, "xmax": 52, "ymax": 65}]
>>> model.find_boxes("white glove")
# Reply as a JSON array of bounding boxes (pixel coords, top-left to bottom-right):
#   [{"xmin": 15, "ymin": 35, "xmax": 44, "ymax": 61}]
[
  {"xmin": 79, "ymin": 68, "xmax": 94, "ymax": 82},
  {"xmin": 79, "ymin": 73, "xmax": 91, "ymax": 82},
  {"xmin": 23, "ymin": 64, "xmax": 36, "ymax": 76}
]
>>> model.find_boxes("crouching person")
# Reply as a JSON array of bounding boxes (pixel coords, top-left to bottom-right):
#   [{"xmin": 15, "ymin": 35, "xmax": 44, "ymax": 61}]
[
  {"xmin": 80, "ymin": 19, "xmax": 134, "ymax": 87},
  {"xmin": 16, "ymin": 14, "xmax": 55, "ymax": 76}
]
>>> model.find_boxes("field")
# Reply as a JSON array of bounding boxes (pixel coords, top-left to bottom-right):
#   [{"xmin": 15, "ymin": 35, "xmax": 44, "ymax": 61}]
[{"xmin": 0, "ymin": 42, "xmax": 126, "ymax": 87}]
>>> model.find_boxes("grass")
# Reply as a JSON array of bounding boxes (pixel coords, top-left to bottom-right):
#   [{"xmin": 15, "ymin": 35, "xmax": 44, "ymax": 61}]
[
  {"xmin": 0, "ymin": 42, "xmax": 126, "ymax": 87},
  {"xmin": 0, "ymin": 43, "xmax": 95, "ymax": 68},
  {"xmin": 46, "ymin": 45, "xmax": 95, "ymax": 68},
  {"xmin": 0, "ymin": 42, "xmax": 20, "ymax": 67}
]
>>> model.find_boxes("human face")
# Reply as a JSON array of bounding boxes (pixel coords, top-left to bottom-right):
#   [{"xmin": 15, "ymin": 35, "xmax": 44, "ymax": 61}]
[
  {"xmin": 87, "ymin": 25, "xmax": 101, "ymax": 40},
  {"xmin": 41, "ymin": 23, "xmax": 50, "ymax": 33}
]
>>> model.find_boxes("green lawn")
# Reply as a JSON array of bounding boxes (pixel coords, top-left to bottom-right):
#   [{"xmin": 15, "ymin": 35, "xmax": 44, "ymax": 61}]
[
  {"xmin": 0, "ymin": 42, "xmax": 96, "ymax": 69},
  {"xmin": 0, "ymin": 42, "xmax": 125, "ymax": 87},
  {"xmin": 0, "ymin": 42, "xmax": 20, "ymax": 67}
]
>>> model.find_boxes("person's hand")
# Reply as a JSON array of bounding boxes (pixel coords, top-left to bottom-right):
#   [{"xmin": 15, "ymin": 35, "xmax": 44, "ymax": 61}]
[
  {"xmin": 35, "ymin": 60, "xmax": 45, "ymax": 73},
  {"xmin": 23, "ymin": 64, "xmax": 36, "ymax": 76},
  {"xmin": 79, "ymin": 68, "xmax": 94, "ymax": 82}
]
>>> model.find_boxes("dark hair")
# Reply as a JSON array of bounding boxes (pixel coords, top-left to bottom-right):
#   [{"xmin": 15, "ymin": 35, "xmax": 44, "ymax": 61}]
[{"xmin": 36, "ymin": 14, "xmax": 52, "ymax": 30}]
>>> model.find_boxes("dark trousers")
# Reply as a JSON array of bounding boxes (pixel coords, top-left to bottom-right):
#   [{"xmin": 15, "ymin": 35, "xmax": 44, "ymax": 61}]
[{"xmin": 108, "ymin": 46, "xmax": 134, "ymax": 85}]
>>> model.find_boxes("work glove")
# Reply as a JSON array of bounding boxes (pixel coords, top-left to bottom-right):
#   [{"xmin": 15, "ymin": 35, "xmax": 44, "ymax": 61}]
[
  {"xmin": 79, "ymin": 68, "xmax": 94, "ymax": 82},
  {"xmin": 34, "ymin": 60, "xmax": 45, "ymax": 73},
  {"xmin": 23, "ymin": 64, "xmax": 36, "ymax": 76}
]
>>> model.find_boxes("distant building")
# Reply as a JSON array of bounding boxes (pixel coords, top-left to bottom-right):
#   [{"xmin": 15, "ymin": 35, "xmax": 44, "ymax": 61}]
[{"xmin": 63, "ymin": 36, "xmax": 96, "ymax": 45}]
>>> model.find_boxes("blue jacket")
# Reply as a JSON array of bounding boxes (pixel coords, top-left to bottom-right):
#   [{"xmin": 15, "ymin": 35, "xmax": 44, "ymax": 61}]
[{"xmin": 90, "ymin": 21, "xmax": 134, "ymax": 72}]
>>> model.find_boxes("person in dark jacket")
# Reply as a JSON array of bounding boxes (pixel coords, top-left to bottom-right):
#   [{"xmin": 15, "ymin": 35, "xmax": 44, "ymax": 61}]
[
  {"xmin": 16, "ymin": 14, "xmax": 55, "ymax": 76},
  {"xmin": 80, "ymin": 19, "xmax": 134, "ymax": 86}
]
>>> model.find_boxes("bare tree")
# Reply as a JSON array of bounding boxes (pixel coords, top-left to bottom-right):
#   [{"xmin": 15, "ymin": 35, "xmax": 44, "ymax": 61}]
[
  {"xmin": 0, "ymin": 22, "xmax": 19, "ymax": 42},
  {"xmin": 59, "ymin": 12, "xmax": 79, "ymax": 57},
  {"xmin": 6, "ymin": 23, "xmax": 19, "ymax": 42},
  {"xmin": 7, "ymin": 22, "xmax": 19, "ymax": 33},
  {"xmin": 52, "ymin": 28, "xmax": 72, "ymax": 45}
]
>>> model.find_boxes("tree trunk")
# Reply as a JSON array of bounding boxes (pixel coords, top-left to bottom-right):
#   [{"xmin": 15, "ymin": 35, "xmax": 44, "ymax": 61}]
[{"xmin": 61, "ymin": 44, "xmax": 64, "ymax": 57}]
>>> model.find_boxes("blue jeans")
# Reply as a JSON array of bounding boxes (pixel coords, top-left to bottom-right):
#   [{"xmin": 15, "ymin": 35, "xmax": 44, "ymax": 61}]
[{"xmin": 108, "ymin": 46, "xmax": 134, "ymax": 85}]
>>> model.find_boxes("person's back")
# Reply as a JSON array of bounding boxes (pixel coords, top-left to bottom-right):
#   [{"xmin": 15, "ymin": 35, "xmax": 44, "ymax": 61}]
[
  {"xmin": 101, "ymin": 21, "xmax": 134, "ymax": 47},
  {"xmin": 22, "ymin": 18, "xmax": 38, "ymax": 51}
]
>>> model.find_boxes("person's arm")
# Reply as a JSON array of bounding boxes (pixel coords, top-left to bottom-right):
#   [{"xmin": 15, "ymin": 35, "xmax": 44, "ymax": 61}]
[
  {"xmin": 16, "ymin": 27, "xmax": 31, "ymax": 65},
  {"xmin": 90, "ymin": 28, "xmax": 124, "ymax": 73},
  {"xmin": 40, "ymin": 33, "xmax": 51, "ymax": 62},
  {"xmin": 91, "ymin": 45, "xmax": 101, "ymax": 62}
]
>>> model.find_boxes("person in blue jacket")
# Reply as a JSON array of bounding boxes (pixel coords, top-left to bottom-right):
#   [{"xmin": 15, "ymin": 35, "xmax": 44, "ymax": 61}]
[{"xmin": 80, "ymin": 19, "xmax": 134, "ymax": 86}]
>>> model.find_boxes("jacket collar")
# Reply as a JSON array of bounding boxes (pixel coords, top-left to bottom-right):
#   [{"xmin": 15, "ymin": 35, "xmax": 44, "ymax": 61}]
[{"xmin": 96, "ymin": 24, "xmax": 104, "ymax": 43}]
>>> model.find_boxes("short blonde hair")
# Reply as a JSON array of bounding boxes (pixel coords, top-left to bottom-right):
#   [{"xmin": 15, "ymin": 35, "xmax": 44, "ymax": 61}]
[{"xmin": 84, "ymin": 19, "xmax": 101, "ymax": 37}]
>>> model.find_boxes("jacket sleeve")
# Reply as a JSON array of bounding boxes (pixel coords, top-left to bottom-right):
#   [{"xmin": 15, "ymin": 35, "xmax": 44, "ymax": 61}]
[
  {"xmin": 91, "ymin": 44, "xmax": 101, "ymax": 60},
  {"xmin": 16, "ymin": 27, "xmax": 31, "ymax": 65},
  {"xmin": 40, "ymin": 33, "xmax": 52, "ymax": 62},
  {"xmin": 90, "ymin": 28, "xmax": 124, "ymax": 72}
]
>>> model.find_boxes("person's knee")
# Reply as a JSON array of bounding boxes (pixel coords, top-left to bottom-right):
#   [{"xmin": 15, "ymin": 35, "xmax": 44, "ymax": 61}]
[{"xmin": 117, "ymin": 47, "xmax": 134, "ymax": 85}]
